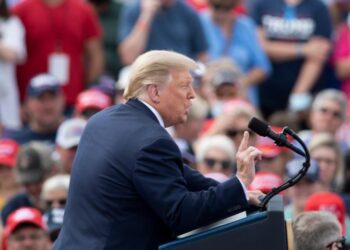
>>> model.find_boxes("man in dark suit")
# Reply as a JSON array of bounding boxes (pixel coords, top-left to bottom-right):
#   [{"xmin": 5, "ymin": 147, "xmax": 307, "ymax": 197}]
[{"xmin": 53, "ymin": 50, "xmax": 263, "ymax": 250}]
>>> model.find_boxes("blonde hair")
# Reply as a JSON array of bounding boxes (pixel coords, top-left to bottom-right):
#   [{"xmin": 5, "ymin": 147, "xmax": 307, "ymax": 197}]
[
  {"xmin": 309, "ymin": 133, "xmax": 344, "ymax": 191},
  {"xmin": 123, "ymin": 50, "xmax": 197, "ymax": 100}
]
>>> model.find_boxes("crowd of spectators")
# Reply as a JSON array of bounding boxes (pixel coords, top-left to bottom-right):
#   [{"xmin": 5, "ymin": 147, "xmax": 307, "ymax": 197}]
[{"xmin": 1, "ymin": 0, "xmax": 350, "ymax": 248}]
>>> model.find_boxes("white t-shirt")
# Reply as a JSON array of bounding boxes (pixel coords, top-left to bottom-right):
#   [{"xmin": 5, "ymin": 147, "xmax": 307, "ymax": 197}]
[{"xmin": 0, "ymin": 16, "xmax": 26, "ymax": 129}]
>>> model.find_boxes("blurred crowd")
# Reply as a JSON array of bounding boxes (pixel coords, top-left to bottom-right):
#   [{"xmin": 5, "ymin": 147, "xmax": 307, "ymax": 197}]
[{"xmin": 1, "ymin": 0, "xmax": 350, "ymax": 249}]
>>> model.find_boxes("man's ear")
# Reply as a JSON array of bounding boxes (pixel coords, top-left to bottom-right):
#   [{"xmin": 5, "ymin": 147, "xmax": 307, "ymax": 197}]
[{"xmin": 146, "ymin": 84, "xmax": 161, "ymax": 104}]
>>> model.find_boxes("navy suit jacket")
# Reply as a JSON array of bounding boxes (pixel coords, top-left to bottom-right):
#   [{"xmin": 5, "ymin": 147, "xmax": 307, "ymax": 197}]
[{"xmin": 53, "ymin": 99, "xmax": 248, "ymax": 250}]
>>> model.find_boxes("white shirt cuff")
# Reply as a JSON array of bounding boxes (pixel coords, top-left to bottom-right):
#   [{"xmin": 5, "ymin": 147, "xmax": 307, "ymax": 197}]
[{"xmin": 236, "ymin": 176, "xmax": 249, "ymax": 201}]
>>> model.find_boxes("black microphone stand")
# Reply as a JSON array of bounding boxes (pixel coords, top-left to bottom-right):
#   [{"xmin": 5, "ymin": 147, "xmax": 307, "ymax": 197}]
[{"xmin": 258, "ymin": 127, "xmax": 310, "ymax": 211}]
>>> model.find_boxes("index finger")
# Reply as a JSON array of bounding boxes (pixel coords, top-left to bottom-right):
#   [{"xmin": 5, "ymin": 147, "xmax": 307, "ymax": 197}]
[{"xmin": 237, "ymin": 131, "xmax": 249, "ymax": 152}]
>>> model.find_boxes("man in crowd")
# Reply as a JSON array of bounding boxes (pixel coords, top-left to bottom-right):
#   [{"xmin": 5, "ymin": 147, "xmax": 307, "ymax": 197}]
[
  {"xmin": 4, "ymin": 74, "xmax": 65, "ymax": 145},
  {"xmin": 54, "ymin": 50, "xmax": 263, "ymax": 250},
  {"xmin": 54, "ymin": 118, "xmax": 86, "ymax": 173},
  {"xmin": 293, "ymin": 211, "xmax": 345, "ymax": 250},
  {"xmin": 1, "ymin": 141, "xmax": 54, "ymax": 225},
  {"xmin": 3, "ymin": 207, "xmax": 51, "ymax": 250},
  {"xmin": 74, "ymin": 89, "xmax": 112, "ymax": 120}
]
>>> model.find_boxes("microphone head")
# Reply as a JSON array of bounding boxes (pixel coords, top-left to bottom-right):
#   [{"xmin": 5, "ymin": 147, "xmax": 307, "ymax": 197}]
[{"xmin": 248, "ymin": 117, "xmax": 269, "ymax": 137}]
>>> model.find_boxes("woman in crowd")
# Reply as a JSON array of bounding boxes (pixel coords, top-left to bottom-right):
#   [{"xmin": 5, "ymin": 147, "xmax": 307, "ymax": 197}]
[{"xmin": 308, "ymin": 133, "xmax": 345, "ymax": 193}]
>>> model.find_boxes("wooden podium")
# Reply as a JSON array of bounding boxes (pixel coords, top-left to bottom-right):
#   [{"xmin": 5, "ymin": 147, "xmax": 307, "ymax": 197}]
[{"xmin": 159, "ymin": 196, "xmax": 288, "ymax": 250}]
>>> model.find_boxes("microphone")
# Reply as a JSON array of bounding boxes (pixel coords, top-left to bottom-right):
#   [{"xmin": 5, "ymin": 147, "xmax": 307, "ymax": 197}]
[{"xmin": 248, "ymin": 117, "xmax": 305, "ymax": 157}]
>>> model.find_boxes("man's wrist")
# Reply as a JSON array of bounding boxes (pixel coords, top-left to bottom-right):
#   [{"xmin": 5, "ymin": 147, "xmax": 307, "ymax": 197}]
[
  {"xmin": 236, "ymin": 173, "xmax": 253, "ymax": 188},
  {"xmin": 236, "ymin": 176, "xmax": 250, "ymax": 201}
]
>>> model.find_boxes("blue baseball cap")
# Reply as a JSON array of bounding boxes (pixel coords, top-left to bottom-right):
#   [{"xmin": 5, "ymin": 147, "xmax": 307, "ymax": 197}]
[{"xmin": 27, "ymin": 74, "xmax": 61, "ymax": 97}]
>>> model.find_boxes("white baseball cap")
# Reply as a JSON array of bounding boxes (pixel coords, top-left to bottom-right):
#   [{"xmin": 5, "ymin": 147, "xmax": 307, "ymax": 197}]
[{"xmin": 56, "ymin": 118, "xmax": 86, "ymax": 149}]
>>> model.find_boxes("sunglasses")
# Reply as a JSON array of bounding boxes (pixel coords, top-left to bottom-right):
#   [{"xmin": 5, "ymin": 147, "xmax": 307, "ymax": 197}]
[
  {"xmin": 45, "ymin": 198, "xmax": 66, "ymax": 208},
  {"xmin": 318, "ymin": 107, "xmax": 342, "ymax": 119},
  {"xmin": 261, "ymin": 156, "xmax": 278, "ymax": 161},
  {"xmin": 226, "ymin": 129, "xmax": 250, "ymax": 138},
  {"xmin": 204, "ymin": 158, "xmax": 231, "ymax": 170},
  {"xmin": 326, "ymin": 236, "xmax": 346, "ymax": 249},
  {"xmin": 211, "ymin": 3, "xmax": 234, "ymax": 11}
]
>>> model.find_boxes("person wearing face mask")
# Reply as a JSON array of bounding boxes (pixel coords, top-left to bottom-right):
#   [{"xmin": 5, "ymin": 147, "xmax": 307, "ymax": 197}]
[{"xmin": 201, "ymin": 58, "xmax": 246, "ymax": 118}]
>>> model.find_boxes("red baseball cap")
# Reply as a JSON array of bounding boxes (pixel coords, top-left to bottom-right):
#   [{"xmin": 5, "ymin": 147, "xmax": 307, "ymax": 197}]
[
  {"xmin": 256, "ymin": 137, "xmax": 283, "ymax": 158},
  {"xmin": 75, "ymin": 89, "xmax": 112, "ymax": 114},
  {"xmin": 5, "ymin": 207, "xmax": 47, "ymax": 236},
  {"xmin": 256, "ymin": 127, "xmax": 293, "ymax": 158},
  {"xmin": 248, "ymin": 171, "xmax": 284, "ymax": 194},
  {"xmin": 0, "ymin": 139, "xmax": 19, "ymax": 168},
  {"xmin": 304, "ymin": 192, "xmax": 346, "ymax": 235}
]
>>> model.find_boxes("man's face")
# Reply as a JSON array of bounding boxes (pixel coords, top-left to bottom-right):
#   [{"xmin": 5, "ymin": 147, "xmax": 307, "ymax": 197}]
[
  {"xmin": 7, "ymin": 225, "xmax": 50, "ymax": 250},
  {"xmin": 24, "ymin": 180, "xmax": 43, "ymax": 201},
  {"xmin": 26, "ymin": 91, "xmax": 64, "ymax": 130},
  {"xmin": 311, "ymin": 146, "xmax": 338, "ymax": 187},
  {"xmin": 157, "ymin": 69, "xmax": 195, "ymax": 127}
]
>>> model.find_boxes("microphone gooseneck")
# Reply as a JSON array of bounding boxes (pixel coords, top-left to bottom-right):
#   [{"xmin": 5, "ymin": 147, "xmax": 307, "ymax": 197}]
[{"xmin": 247, "ymin": 117, "xmax": 310, "ymax": 210}]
